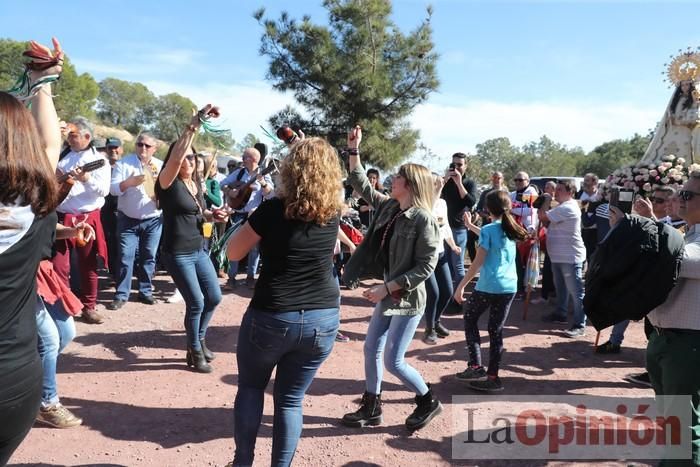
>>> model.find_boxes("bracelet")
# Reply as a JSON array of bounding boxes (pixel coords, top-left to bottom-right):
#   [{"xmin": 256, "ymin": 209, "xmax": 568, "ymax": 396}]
[
  {"xmin": 384, "ymin": 282, "xmax": 391, "ymax": 297},
  {"xmin": 348, "ymin": 148, "xmax": 359, "ymax": 156}
]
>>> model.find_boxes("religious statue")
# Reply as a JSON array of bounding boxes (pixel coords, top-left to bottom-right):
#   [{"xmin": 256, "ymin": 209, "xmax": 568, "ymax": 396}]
[{"xmin": 641, "ymin": 48, "xmax": 700, "ymax": 164}]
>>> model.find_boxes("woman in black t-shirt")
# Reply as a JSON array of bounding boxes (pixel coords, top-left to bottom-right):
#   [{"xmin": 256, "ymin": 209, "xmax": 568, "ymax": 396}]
[
  {"xmin": 156, "ymin": 105, "xmax": 229, "ymax": 374},
  {"xmin": 0, "ymin": 38, "xmax": 64, "ymax": 465},
  {"xmin": 226, "ymin": 137, "xmax": 343, "ymax": 467}
]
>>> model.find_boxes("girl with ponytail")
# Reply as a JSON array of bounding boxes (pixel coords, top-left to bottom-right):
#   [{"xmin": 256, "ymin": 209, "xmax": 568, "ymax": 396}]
[{"xmin": 452, "ymin": 190, "xmax": 527, "ymax": 392}]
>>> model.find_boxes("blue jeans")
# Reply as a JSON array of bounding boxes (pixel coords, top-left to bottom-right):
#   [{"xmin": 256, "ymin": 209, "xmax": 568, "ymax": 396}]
[
  {"xmin": 551, "ymin": 262, "xmax": 586, "ymax": 329},
  {"xmin": 446, "ymin": 227, "xmax": 467, "ymax": 287},
  {"xmin": 233, "ymin": 307, "xmax": 339, "ymax": 467},
  {"xmin": 36, "ymin": 297, "xmax": 75, "ymax": 406},
  {"xmin": 228, "ymin": 213, "xmax": 260, "ymax": 281},
  {"xmin": 424, "ymin": 252, "xmax": 453, "ymax": 329},
  {"xmin": 115, "ymin": 213, "xmax": 162, "ymax": 300},
  {"xmin": 364, "ymin": 304, "xmax": 429, "ymax": 396},
  {"xmin": 609, "ymin": 320, "xmax": 630, "ymax": 345},
  {"xmin": 162, "ymin": 248, "xmax": 222, "ymax": 351}
]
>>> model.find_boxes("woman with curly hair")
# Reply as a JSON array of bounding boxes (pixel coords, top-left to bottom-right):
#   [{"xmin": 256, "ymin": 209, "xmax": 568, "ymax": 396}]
[{"xmin": 226, "ymin": 137, "xmax": 343, "ymax": 467}]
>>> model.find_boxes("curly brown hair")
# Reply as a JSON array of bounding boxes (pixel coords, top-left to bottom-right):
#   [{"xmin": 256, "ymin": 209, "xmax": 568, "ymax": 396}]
[
  {"xmin": 0, "ymin": 92, "xmax": 58, "ymax": 217},
  {"xmin": 276, "ymin": 137, "xmax": 343, "ymax": 224}
]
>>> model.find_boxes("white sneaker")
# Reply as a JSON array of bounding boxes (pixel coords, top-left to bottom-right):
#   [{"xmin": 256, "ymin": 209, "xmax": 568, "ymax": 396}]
[{"xmin": 166, "ymin": 289, "xmax": 183, "ymax": 304}]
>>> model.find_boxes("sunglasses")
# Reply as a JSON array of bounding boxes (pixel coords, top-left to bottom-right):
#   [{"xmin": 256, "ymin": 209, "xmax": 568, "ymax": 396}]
[
  {"xmin": 678, "ymin": 190, "xmax": 700, "ymax": 201},
  {"xmin": 136, "ymin": 142, "xmax": 153, "ymax": 148},
  {"xmin": 184, "ymin": 154, "xmax": 198, "ymax": 162}
]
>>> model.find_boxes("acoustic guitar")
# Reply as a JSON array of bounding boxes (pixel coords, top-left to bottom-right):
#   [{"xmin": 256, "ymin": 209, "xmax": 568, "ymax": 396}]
[
  {"xmin": 226, "ymin": 161, "xmax": 278, "ymax": 210},
  {"xmin": 56, "ymin": 159, "xmax": 106, "ymax": 203}
]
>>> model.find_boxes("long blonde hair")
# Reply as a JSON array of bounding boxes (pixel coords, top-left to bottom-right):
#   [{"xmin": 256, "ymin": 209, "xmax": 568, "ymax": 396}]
[
  {"xmin": 276, "ymin": 137, "xmax": 343, "ymax": 224},
  {"xmin": 398, "ymin": 163, "xmax": 435, "ymax": 212}
]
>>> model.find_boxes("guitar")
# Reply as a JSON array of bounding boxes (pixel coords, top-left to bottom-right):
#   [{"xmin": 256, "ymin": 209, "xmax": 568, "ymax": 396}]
[
  {"xmin": 56, "ymin": 159, "xmax": 107, "ymax": 203},
  {"xmin": 226, "ymin": 160, "xmax": 278, "ymax": 210}
]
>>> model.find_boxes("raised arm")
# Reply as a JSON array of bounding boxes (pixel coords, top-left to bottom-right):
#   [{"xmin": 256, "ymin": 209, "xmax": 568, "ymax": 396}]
[
  {"xmin": 158, "ymin": 104, "xmax": 220, "ymax": 190},
  {"xmin": 346, "ymin": 126, "xmax": 389, "ymax": 209},
  {"xmin": 28, "ymin": 38, "xmax": 63, "ymax": 171}
]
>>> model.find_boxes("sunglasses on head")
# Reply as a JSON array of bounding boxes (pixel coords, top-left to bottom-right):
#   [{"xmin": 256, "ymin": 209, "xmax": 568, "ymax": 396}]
[
  {"xmin": 136, "ymin": 142, "xmax": 153, "ymax": 148},
  {"xmin": 678, "ymin": 190, "xmax": 700, "ymax": 201}
]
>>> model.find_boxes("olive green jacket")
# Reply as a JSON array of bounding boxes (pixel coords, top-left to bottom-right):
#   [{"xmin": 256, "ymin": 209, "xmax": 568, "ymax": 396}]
[{"xmin": 342, "ymin": 164, "xmax": 439, "ymax": 316}]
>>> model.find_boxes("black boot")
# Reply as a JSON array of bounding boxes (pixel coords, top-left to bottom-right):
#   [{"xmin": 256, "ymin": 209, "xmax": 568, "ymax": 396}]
[
  {"xmin": 405, "ymin": 384, "xmax": 442, "ymax": 431},
  {"xmin": 434, "ymin": 321, "xmax": 450, "ymax": 338},
  {"xmin": 341, "ymin": 392, "xmax": 382, "ymax": 427},
  {"xmin": 186, "ymin": 347, "xmax": 213, "ymax": 373},
  {"xmin": 200, "ymin": 338, "xmax": 215, "ymax": 362}
]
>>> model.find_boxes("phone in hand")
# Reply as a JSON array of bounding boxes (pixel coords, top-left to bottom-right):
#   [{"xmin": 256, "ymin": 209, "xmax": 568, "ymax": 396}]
[{"xmin": 609, "ymin": 187, "xmax": 634, "ymax": 214}]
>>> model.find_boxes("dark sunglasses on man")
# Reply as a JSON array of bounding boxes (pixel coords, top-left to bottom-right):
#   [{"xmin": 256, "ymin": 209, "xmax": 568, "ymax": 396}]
[{"xmin": 678, "ymin": 190, "xmax": 700, "ymax": 201}]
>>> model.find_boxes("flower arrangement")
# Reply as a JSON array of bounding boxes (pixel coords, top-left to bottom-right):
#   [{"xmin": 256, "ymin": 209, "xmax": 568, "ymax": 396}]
[{"xmin": 605, "ymin": 155, "xmax": 699, "ymax": 197}]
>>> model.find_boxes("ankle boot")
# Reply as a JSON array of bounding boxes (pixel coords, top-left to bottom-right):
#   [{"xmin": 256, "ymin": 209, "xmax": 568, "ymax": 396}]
[
  {"xmin": 341, "ymin": 392, "xmax": 382, "ymax": 427},
  {"xmin": 405, "ymin": 384, "xmax": 442, "ymax": 431},
  {"xmin": 200, "ymin": 338, "xmax": 215, "ymax": 362},
  {"xmin": 186, "ymin": 347, "xmax": 213, "ymax": 373}
]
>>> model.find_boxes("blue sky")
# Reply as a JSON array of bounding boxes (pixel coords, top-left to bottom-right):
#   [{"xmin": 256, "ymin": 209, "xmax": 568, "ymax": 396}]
[{"xmin": 3, "ymin": 0, "xmax": 700, "ymax": 168}]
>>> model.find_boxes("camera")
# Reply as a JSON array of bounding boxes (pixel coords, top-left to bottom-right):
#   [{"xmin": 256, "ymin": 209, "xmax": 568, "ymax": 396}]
[{"xmin": 449, "ymin": 163, "xmax": 456, "ymax": 171}]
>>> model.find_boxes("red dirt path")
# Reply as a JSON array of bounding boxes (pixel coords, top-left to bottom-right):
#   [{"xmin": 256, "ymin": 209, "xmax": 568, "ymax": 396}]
[{"xmin": 11, "ymin": 273, "xmax": 654, "ymax": 467}]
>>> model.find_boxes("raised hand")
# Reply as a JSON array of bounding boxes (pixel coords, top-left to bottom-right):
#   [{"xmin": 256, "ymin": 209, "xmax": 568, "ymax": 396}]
[
  {"xmin": 25, "ymin": 37, "xmax": 64, "ymax": 76},
  {"xmin": 347, "ymin": 125, "xmax": 362, "ymax": 149}
]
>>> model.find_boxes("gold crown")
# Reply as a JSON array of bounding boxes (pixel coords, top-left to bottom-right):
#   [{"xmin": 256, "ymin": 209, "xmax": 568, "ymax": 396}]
[{"xmin": 664, "ymin": 47, "xmax": 700, "ymax": 86}]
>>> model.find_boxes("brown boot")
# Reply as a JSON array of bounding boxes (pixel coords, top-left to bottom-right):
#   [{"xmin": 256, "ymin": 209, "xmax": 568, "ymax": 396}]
[{"xmin": 81, "ymin": 307, "xmax": 104, "ymax": 324}]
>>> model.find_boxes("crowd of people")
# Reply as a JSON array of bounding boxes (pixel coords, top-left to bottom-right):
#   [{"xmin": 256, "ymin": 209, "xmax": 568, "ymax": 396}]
[{"xmin": 2, "ymin": 38, "xmax": 700, "ymax": 467}]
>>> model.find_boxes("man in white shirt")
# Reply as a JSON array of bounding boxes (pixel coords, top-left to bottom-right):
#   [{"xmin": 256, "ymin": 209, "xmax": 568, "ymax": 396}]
[
  {"xmin": 107, "ymin": 132, "xmax": 163, "ymax": 310},
  {"xmin": 220, "ymin": 147, "xmax": 274, "ymax": 289},
  {"xmin": 538, "ymin": 179, "xmax": 587, "ymax": 337},
  {"xmin": 52, "ymin": 117, "xmax": 111, "ymax": 324}
]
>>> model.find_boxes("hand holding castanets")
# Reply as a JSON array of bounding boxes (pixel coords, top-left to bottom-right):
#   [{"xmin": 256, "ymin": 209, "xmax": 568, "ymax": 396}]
[{"xmin": 347, "ymin": 125, "xmax": 362, "ymax": 150}]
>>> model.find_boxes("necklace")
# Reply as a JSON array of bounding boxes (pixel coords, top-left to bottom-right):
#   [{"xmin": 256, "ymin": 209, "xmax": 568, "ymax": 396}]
[{"xmin": 181, "ymin": 177, "xmax": 203, "ymax": 214}]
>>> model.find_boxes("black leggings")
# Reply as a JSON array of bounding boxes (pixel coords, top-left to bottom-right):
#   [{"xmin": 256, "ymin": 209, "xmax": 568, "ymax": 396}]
[
  {"xmin": 0, "ymin": 360, "xmax": 42, "ymax": 466},
  {"xmin": 463, "ymin": 291, "xmax": 515, "ymax": 377}
]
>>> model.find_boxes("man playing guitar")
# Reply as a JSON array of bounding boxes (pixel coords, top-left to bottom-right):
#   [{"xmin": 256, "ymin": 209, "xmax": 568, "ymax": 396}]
[{"xmin": 220, "ymin": 147, "xmax": 273, "ymax": 289}]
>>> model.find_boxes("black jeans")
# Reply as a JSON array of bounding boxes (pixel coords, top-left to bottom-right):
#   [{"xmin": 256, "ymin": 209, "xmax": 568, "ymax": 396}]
[
  {"xmin": 463, "ymin": 291, "xmax": 515, "ymax": 377},
  {"xmin": 0, "ymin": 359, "xmax": 42, "ymax": 466}
]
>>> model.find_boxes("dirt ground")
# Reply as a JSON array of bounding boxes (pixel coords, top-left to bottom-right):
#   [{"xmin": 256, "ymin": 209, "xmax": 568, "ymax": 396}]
[{"xmin": 11, "ymin": 272, "xmax": 656, "ymax": 467}]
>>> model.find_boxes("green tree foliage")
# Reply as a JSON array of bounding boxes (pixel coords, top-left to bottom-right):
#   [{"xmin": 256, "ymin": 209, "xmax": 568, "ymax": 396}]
[
  {"xmin": 577, "ymin": 133, "xmax": 651, "ymax": 178},
  {"xmin": 53, "ymin": 57, "xmax": 99, "ymax": 120},
  {"xmin": 235, "ymin": 133, "xmax": 260, "ymax": 153},
  {"xmin": 151, "ymin": 93, "xmax": 197, "ymax": 142},
  {"xmin": 97, "ymin": 78, "xmax": 156, "ymax": 133},
  {"xmin": 0, "ymin": 39, "xmax": 25, "ymax": 90},
  {"xmin": 254, "ymin": 0, "xmax": 438, "ymax": 169}
]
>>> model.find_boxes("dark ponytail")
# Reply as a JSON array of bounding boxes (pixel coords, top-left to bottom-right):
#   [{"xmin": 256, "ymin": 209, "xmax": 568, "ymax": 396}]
[{"xmin": 485, "ymin": 190, "xmax": 528, "ymax": 241}]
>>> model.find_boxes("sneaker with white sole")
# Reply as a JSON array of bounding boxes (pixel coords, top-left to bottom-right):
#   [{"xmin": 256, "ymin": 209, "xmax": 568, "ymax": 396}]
[
  {"xmin": 455, "ymin": 366, "xmax": 487, "ymax": 381},
  {"xmin": 36, "ymin": 403, "xmax": 82, "ymax": 428}
]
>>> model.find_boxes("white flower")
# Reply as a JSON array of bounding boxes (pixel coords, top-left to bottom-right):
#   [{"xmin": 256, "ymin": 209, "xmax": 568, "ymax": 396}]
[
  {"xmin": 643, "ymin": 174, "xmax": 649, "ymax": 181},
  {"xmin": 649, "ymin": 169, "xmax": 658, "ymax": 177},
  {"xmin": 648, "ymin": 164, "xmax": 657, "ymax": 170},
  {"xmin": 661, "ymin": 177, "xmax": 670, "ymax": 184},
  {"xmin": 689, "ymin": 163, "xmax": 700, "ymax": 173},
  {"xmin": 643, "ymin": 182, "xmax": 652, "ymax": 192},
  {"xmin": 678, "ymin": 158, "xmax": 686, "ymax": 165},
  {"xmin": 639, "ymin": 168, "xmax": 649, "ymax": 174},
  {"xmin": 662, "ymin": 155, "xmax": 675, "ymax": 162}
]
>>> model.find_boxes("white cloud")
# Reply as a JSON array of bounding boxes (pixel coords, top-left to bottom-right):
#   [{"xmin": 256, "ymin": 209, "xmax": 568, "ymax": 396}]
[
  {"xmin": 72, "ymin": 47, "xmax": 202, "ymax": 79},
  {"xmin": 410, "ymin": 97, "xmax": 662, "ymax": 168}
]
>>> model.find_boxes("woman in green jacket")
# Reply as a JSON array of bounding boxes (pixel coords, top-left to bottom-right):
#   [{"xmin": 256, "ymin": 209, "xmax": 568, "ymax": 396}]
[{"xmin": 340, "ymin": 126, "xmax": 441, "ymax": 431}]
